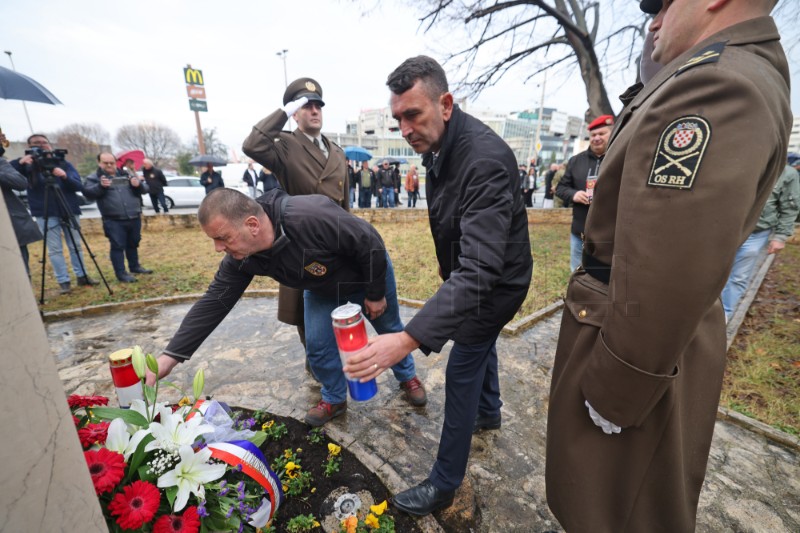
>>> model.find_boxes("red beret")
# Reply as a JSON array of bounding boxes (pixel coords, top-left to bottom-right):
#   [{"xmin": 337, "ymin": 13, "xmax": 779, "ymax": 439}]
[{"xmin": 588, "ymin": 115, "xmax": 614, "ymax": 131}]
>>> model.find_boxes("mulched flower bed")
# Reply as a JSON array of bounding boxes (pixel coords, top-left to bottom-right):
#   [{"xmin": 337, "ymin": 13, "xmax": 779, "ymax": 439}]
[{"xmin": 252, "ymin": 410, "xmax": 422, "ymax": 532}]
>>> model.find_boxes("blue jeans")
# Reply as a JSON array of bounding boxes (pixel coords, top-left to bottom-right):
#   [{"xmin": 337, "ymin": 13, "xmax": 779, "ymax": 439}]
[
  {"xmin": 102, "ymin": 218, "xmax": 143, "ymax": 276},
  {"xmin": 36, "ymin": 216, "xmax": 88, "ymax": 283},
  {"xmin": 429, "ymin": 335, "xmax": 502, "ymax": 491},
  {"xmin": 303, "ymin": 256, "xmax": 416, "ymax": 405},
  {"xmin": 381, "ymin": 188, "xmax": 395, "ymax": 208},
  {"xmin": 570, "ymin": 232, "xmax": 583, "ymax": 272},
  {"xmin": 721, "ymin": 229, "xmax": 771, "ymax": 320},
  {"xmin": 349, "ymin": 187, "xmax": 356, "ymax": 208},
  {"xmin": 358, "ymin": 188, "xmax": 372, "ymax": 208}
]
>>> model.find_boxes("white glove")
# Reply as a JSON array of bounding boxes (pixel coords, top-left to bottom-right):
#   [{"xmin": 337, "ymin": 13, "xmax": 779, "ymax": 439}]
[
  {"xmin": 585, "ymin": 400, "xmax": 622, "ymax": 435},
  {"xmin": 281, "ymin": 96, "xmax": 308, "ymax": 117}
]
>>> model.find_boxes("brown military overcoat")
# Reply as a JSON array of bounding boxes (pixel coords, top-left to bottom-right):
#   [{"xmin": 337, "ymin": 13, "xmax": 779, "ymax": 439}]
[
  {"xmin": 546, "ymin": 17, "xmax": 791, "ymax": 533},
  {"xmin": 242, "ymin": 109, "xmax": 349, "ymax": 325}
]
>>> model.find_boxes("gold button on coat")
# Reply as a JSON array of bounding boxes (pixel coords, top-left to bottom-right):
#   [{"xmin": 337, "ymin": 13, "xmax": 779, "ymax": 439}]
[{"xmin": 578, "ymin": 309, "xmax": 587, "ymax": 318}]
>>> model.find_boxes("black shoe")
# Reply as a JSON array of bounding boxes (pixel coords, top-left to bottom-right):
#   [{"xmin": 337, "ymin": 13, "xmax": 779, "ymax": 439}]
[
  {"xmin": 130, "ymin": 266, "xmax": 153, "ymax": 274},
  {"xmin": 473, "ymin": 412, "xmax": 501, "ymax": 434},
  {"xmin": 77, "ymin": 275, "xmax": 99, "ymax": 286},
  {"xmin": 58, "ymin": 281, "xmax": 72, "ymax": 294},
  {"xmin": 117, "ymin": 273, "xmax": 138, "ymax": 283},
  {"xmin": 392, "ymin": 479, "xmax": 455, "ymax": 516}
]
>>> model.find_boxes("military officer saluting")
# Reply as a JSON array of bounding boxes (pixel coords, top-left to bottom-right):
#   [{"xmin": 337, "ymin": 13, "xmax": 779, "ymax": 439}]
[
  {"xmin": 545, "ymin": 0, "xmax": 790, "ymax": 531},
  {"xmin": 242, "ymin": 78, "xmax": 350, "ymax": 384}
]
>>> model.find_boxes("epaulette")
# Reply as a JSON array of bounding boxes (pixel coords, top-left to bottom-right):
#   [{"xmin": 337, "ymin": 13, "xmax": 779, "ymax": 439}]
[{"xmin": 675, "ymin": 41, "xmax": 727, "ymax": 76}]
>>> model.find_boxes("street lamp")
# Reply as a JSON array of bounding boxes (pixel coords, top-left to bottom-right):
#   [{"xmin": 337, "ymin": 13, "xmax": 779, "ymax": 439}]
[
  {"xmin": 276, "ymin": 49, "xmax": 289, "ymax": 88},
  {"xmin": 3, "ymin": 50, "xmax": 34, "ymax": 134}
]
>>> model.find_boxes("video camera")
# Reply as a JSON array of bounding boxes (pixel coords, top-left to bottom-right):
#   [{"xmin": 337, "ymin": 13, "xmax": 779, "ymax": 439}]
[{"xmin": 25, "ymin": 146, "xmax": 68, "ymax": 174}]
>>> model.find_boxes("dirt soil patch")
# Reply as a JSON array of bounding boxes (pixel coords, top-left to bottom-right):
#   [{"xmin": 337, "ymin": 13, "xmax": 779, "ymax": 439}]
[{"xmin": 251, "ymin": 410, "xmax": 422, "ymax": 533}]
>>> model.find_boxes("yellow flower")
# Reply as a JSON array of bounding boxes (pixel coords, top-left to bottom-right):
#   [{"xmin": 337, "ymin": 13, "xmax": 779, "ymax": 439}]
[
  {"xmin": 370, "ymin": 500, "xmax": 388, "ymax": 516},
  {"xmin": 296, "ymin": 447, "xmax": 303, "ymax": 453},
  {"xmin": 282, "ymin": 485, "xmax": 288, "ymax": 492},
  {"xmin": 342, "ymin": 516, "xmax": 358, "ymax": 533},
  {"xmin": 311, "ymin": 487, "xmax": 317, "ymax": 493},
  {"xmin": 327, "ymin": 443, "xmax": 342, "ymax": 456},
  {"xmin": 178, "ymin": 396, "xmax": 191, "ymax": 407},
  {"xmin": 365, "ymin": 513, "xmax": 380, "ymax": 529},
  {"xmin": 284, "ymin": 450, "xmax": 292, "ymax": 459},
  {"xmin": 285, "ymin": 461, "xmax": 299, "ymax": 473},
  {"xmin": 313, "ymin": 521, "xmax": 320, "ymax": 527},
  {"xmin": 262, "ymin": 420, "xmax": 274, "ymax": 430}
]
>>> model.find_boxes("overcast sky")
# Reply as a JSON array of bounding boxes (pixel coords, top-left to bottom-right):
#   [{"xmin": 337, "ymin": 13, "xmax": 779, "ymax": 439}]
[{"xmin": 2, "ymin": 0, "xmax": 798, "ymax": 156}]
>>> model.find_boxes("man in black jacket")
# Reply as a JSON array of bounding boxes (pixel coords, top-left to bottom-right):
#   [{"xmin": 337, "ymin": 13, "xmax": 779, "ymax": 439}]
[
  {"xmin": 146, "ymin": 188, "xmax": 426, "ymax": 426},
  {"xmin": 83, "ymin": 153, "xmax": 153, "ymax": 282},
  {"xmin": 376, "ymin": 159, "xmax": 397, "ymax": 208},
  {"xmin": 344, "ymin": 56, "xmax": 532, "ymax": 516},
  {"xmin": 200, "ymin": 163, "xmax": 224, "ymax": 194},
  {"xmin": 141, "ymin": 159, "xmax": 169, "ymax": 213},
  {"xmin": 556, "ymin": 115, "xmax": 613, "ymax": 271}
]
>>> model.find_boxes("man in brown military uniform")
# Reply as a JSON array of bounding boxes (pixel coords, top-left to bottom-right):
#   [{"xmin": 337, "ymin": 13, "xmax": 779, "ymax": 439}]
[
  {"xmin": 546, "ymin": 1, "xmax": 790, "ymax": 532},
  {"xmin": 242, "ymin": 78, "xmax": 349, "ymax": 384}
]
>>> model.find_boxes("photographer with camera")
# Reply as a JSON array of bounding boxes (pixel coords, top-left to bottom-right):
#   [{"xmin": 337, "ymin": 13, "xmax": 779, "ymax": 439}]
[
  {"xmin": 11, "ymin": 134, "xmax": 98, "ymax": 294},
  {"xmin": 83, "ymin": 152, "xmax": 153, "ymax": 283}
]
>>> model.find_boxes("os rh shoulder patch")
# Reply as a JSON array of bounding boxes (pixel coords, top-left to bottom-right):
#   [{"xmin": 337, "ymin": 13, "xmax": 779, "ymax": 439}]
[
  {"xmin": 304, "ymin": 261, "xmax": 327, "ymax": 277},
  {"xmin": 647, "ymin": 116, "xmax": 710, "ymax": 190}
]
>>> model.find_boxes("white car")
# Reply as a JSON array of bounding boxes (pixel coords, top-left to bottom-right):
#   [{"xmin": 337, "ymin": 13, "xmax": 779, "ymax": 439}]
[{"xmin": 143, "ymin": 176, "xmax": 207, "ymax": 209}]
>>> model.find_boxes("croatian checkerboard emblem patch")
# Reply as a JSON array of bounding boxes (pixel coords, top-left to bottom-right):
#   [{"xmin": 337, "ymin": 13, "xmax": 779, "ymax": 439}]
[
  {"xmin": 304, "ymin": 261, "xmax": 327, "ymax": 276},
  {"xmin": 647, "ymin": 116, "xmax": 710, "ymax": 190}
]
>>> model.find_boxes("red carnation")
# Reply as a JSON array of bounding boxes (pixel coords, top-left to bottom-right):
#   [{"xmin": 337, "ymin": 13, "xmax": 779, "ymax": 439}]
[
  {"xmin": 152, "ymin": 506, "xmax": 200, "ymax": 533},
  {"xmin": 108, "ymin": 480, "xmax": 161, "ymax": 530},
  {"xmin": 68, "ymin": 394, "xmax": 109, "ymax": 408},
  {"xmin": 78, "ymin": 421, "xmax": 110, "ymax": 448},
  {"xmin": 73, "ymin": 415, "xmax": 81, "ymax": 427},
  {"xmin": 84, "ymin": 448, "xmax": 126, "ymax": 495}
]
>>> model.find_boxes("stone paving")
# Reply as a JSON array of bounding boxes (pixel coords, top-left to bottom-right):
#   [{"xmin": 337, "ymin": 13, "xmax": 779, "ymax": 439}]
[{"xmin": 49, "ymin": 297, "xmax": 800, "ymax": 532}]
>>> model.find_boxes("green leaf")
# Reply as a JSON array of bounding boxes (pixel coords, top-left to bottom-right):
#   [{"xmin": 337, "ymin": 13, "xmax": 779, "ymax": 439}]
[
  {"xmin": 193, "ymin": 368, "xmax": 205, "ymax": 400},
  {"xmin": 248, "ymin": 431, "xmax": 267, "ymax": 447},
  {"xmin": 144, "ymin": 385, "xmax": 156, "ymax": 404},
  {"xmin": 166, "ymin": 486, "xmax": 178, "ymax": 508},
  {"xmin": 124, "ymin": 434, "xmax": 155, "ymax": 483},
  {"xmin": 90, "ymin": 407, "xmax": 148, "ymax": 427}
]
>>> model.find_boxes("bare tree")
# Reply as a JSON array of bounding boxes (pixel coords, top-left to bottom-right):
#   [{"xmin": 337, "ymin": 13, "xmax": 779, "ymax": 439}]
[
  {"xmin": 411, "ymin": 0, "xmax": 650, "ymax": 119},
  {"xmin": 189, "ymin": 128, "xmax": 228, "ymax": 158},
  {"xmin": 408, "ymin": 1, "xmax": 799, "ymax": 120},
  {"xmin": 115, "ymin": 122, "xmax": 181, "ymax": 165},
  {"xmin": 51, "ymin": 123, "xmax": 111, "ymax": 176}
]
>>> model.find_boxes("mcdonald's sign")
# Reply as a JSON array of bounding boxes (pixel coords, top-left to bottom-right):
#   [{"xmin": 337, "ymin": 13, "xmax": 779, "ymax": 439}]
[{"xmin": 183, "ymin": 67, "xmax": 204, "ymax": 86}]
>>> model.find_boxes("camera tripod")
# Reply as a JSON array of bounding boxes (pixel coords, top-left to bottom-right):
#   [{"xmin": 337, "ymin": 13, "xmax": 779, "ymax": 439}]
[{"xmin": 38, "ymin": 171, "xmax": 112, "ymax": 304}]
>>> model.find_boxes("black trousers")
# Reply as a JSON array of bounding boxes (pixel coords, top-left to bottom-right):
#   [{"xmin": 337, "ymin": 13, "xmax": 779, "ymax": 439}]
[{"xmin": 429, "ymin": 335, "xmax": 502, "ymax": 491}]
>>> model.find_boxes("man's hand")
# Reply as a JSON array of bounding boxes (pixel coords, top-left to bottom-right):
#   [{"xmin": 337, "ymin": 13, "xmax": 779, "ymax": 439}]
[
  {"xmin": 767, "ymin": 240, "xmax": 785, "ymax": 254},
  {"xmin": 144, "ymin": 354, "xmax": 179, "ymax": 386},
  {"xmin": 343, "ymin": 331, "xmax": 419, "ymax": 381},
  {"xmin": 52, "ymin": 167, "xmax": 67, "ymax": 179},
  {"xmin": 130, "ymin": 176, "xmax": 141, "ymax": 187},
  {"xmin": 100, "ymin": 176, "xmax": 112, "ymax": 188},
  {"xmin": 573, "ymin": 190, "xmax": 590, "ymax": 205},
  {"xmin": 585, "ymin": 400, "xmax": 622, "ymax": 435},
  {"xmin": 18, "ymin": 154, "xmax": 34, "ymax": 165},
  {"xmin": 363, "ymin": 297, "xmax": 387, "ymax": 320},
  {"xmin": 281, "ymin": 96, "xmax": 309, "ymax": 117}
]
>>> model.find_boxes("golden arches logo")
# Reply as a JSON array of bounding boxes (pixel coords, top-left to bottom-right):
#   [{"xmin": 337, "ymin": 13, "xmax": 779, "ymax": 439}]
[{"xmin": 184, "ymin": 68, "xmax": 204, "ymax": 86}]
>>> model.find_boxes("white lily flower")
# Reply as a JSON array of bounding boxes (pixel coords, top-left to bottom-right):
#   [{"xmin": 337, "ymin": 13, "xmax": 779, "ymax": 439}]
[
  {"xmin": 145, "ymin": 404, "xmax": 214, "ymax": 454},
  {"xmin": 105, "ymin": 418, "xmax": 150, "ymax": 460},
  {"xmin": 157, "ymin": 445, "xmax": 226, "ymax": 511},
  {"xmin": 248, "ymin": 498, "xmax": 272, "ymax": 529}
]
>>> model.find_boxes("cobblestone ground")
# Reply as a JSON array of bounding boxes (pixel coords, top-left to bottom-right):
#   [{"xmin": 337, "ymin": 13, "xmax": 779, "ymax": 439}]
[{"xmin": 50, "ymin": 298, "xmax": 799, "ymax": 532}]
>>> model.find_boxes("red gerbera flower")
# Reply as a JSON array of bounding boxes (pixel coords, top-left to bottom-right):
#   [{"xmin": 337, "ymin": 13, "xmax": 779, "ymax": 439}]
[
  {"xmin": 68, "ymin": 394, "xmax": 109, "ymax": 408},
  {"xmin": 78, "ymin": 421, "xmax": 110, "ymax": 448},
  {"xmin": 108, "ymin": 480, "xmax": 161, "ymax": 530},
  {"xmin": 84, "ymin": 448, "xmax": 126, "ymax": 495},
  {"xmin": 152, "ymin": 506, "xmax": 200, "ymax": 533}
]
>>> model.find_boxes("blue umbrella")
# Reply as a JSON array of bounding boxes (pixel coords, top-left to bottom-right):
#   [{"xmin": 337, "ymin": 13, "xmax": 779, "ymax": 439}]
[
  {"xmin": 0, "ymin": 66, "xmax": 62, "ymax": 104},
  {"xmin": 344, "ymin": 146, "xmax": 372, "ymax": 162},
  {"xmin": 188, "ymin": 154, "xmax": 228, "ymax": 167}
]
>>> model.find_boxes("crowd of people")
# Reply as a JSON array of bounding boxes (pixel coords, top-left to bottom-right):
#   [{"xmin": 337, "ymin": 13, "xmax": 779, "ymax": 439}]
[{"xmin": 2, "ymin": 0, "xmax": 796, "ymax": 530}]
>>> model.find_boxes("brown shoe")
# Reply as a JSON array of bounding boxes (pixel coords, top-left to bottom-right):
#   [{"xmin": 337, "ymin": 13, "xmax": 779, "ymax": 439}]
[
  {"xmin": 305, "ymin": 399, "xmax": 347, "ymax": 427},
  {"xmin": 400, "ymin": 376, "xmax": 427, "ymax": 406}
]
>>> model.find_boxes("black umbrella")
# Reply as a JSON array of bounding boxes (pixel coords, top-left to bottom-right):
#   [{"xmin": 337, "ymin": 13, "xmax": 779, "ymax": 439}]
[
  {"xmin": 188, "ymin": 154, "xmax": 228, "ymax": 167},
  {"xmin": 0, "ymin": 66, "xmax": 62, "ymax": 104}
]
